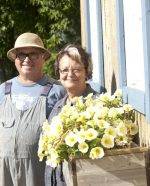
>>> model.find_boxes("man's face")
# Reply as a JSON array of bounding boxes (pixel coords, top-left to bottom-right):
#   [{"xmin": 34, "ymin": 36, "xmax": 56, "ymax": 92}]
[{"xmin": 15, "ymin": 47, "xmax": 45, "ymax": 81}]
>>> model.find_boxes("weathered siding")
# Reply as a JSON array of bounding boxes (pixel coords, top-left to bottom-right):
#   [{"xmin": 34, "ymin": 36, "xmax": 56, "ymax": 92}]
[{"xmin": 101, "ymin": 0, "xmax": 119, "ymax": 94}]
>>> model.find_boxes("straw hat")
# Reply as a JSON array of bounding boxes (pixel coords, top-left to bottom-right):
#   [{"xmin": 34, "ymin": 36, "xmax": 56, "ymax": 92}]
[{"xmin": 7, "ymin": 32, "xmax": 51, "ymax": 62}]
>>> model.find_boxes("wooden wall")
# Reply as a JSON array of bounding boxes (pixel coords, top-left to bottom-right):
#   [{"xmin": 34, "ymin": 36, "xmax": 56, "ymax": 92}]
[{"xmin": 101, "ymin": 0, "xmax": 119, "ymax": 94}]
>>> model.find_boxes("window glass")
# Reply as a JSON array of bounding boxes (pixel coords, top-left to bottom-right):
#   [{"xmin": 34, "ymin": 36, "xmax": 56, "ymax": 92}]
[{"xmin": 123, "ymin": 0, "xmax": 145, "ymax": 90}]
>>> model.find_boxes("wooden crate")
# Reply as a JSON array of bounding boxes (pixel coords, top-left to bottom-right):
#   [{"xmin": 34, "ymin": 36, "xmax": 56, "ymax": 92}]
[{"xmin": 63, "ymin": 147, "xmax": 149, "ymax": 186}]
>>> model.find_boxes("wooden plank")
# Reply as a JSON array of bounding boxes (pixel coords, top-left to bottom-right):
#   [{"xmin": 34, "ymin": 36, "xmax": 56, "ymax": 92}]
[
  {"xmin": 75, "ymin": 153, "xmax": 145, "ymax": 173},
  {"xmin": 66, "ymin": 148, "xmax": 148, "ymax": 186},
  {"xmin": 105, "ymin": 147, "xmax": 148, "ymax": 156},
  {"xmin": 77, "ymin": 168, "xmax": 147, "ymax": 186}
]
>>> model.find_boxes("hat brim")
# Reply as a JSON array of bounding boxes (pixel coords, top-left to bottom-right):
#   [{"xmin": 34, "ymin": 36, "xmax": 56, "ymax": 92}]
[{"xmin": 7, "ymin": 45, "xmax": 51, "ymax": 62}]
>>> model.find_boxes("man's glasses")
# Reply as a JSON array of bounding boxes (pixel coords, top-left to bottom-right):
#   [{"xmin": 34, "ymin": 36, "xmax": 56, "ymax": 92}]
[
  {"xmin": 16, "ymin": 52, "xmax": 42, "ymax": 61},
  {"xmin": 59, "ymin": 68, "xmax": 84, "ymax": 74}
]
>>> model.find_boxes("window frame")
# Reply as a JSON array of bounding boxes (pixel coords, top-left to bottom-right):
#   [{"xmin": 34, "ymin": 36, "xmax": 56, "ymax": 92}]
[{"xmin": 116, "ymin": 0, "xmax": 150, "ymax": 121}]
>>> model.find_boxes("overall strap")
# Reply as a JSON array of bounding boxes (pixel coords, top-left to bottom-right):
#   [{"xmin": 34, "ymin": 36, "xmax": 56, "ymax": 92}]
[
  {"xmin": 40, "ymin": 83, "xmax": 53, "ymax": 97},
  {"xmin": 5, "ymin": 81, "xmax": 12, "ymax": 95}
]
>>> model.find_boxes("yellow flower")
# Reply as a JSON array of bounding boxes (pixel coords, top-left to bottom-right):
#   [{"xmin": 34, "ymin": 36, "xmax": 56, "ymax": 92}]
[
  {"xmin": 46, "ymin": 157, "xmax": 59, "ymax": 168},
  {"xmin": 82, "ymin": 108, "xmax": 95, "ymax": 119},
  {"xmin": 42, "ymin": 120, "xmax": 51, "ymax": 132},
  {"xmin": 76, "ymin": 129, "xmax": 86, "ymax": 143},
  {"xmin": 129, "ymin": 123, "xmax": 138, "ymax": 135},
  {"xmin": 46, "ymin": 149, "xmax": 59, "ymax": 168},
  {"xmin": 116, "ymin": 122, "xmax": 127, "ymax": 136},
  {"xmin": 94, "ymin": 107, "xmax": 109, "ymax": 119},
  {"xmin": 85, "ymin": 128, "xmax": 98, "ymax": 141},
  {"xmin": 75, "ymin": 97, "xmax": 85, "ymax": 110},
  {"xmin": 101, "ymin": 134, "xmax": 114, "ymax": 148},
  {"xmin": 104, "ymin": 126, "xmax": 117, "ymax": 138},
  {"xmin": 115, "ymin": 136, "xmax": 128, "ymax": 146},
  {"xmin": 114, "ymin": 89, "xmax": 122, "ymax": 98},
  {"xmin": 116, "ymin": 107, "xmax": 124, "ymax": 115},
  {"xmin": 76, "ymin": 115, "xmax": 86, "ymax": 123},
  {"xmin": 108, "ymin": 107, "xmax": 118, "ymax": 118},
  {"xmin": 50, "ymin": 116, "xmax": 63, "ymax": 137},
  {"xmin": 96, "ymin": 119, "xmax": 110, "ymax": 129},
  {"xmin": 85, "ymin": 93, "xmax": 94, "ymax": 107},
  {"xmin": 100, "ymin": 93, "xmax": 111, "ymax": 102},
  {"xmin": 86, "ymin": 120, "xmax": 96, "ymax": 127},
  {"xmin": 65, "ymin": 132, "xmax": 77, "ymax": 147},
  {"xmin": 123, "ymin": 104, "xmax": 133, "ymax": 112},
  {"xmin": 38, "ymin": 91, "xmax": 138, "ymax": 166},
  {"xmin": 78, "ymin": 142, "xmax": 89, "ymax": 153},
  {"xmin": 38, "ymin": 134, "xmax": 50, "ymax": 160},
  {"xmin": 89, "ymin": 147, "xmax": 104, "ymax": 159}
]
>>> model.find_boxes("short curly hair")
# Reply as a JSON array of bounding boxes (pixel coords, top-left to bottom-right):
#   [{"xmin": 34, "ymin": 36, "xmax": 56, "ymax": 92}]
[{"xmin": 54, "ymin": 44, "xmax": 92, "ymax": 79}]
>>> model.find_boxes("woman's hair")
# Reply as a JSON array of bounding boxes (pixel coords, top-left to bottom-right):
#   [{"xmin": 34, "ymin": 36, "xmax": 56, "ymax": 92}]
[{"xmin": 54, "ymin": 44, "xmax": 92, "ymax": 79}]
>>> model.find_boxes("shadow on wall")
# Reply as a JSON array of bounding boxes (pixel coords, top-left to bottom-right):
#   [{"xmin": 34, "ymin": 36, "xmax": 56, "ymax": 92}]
[
  {"xmin": 88, "ymin": 79, "xmax": 106, "ymax": 94},
  {"xmin": 111, "ymin": 71, "xmax": 117, "ymax": 95}
]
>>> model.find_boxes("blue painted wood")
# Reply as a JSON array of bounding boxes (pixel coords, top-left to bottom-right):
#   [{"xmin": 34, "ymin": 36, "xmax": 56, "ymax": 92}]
[
  {"xmin": 94, "ymin": 0, "xmax": 105, "ymax": 91},
  {"xmin": 116, "ymin": 0, "xmax": 127, "ymax": 89},
  {"xmin": 123, "ymin": 86, "xmax": 145, "ymax": 114},
  {"xmin": 116, "ymin": 0, "xmax": 147, "ymax": 117},
  {"xmin": 82, "ymin": 0, "xmax": 91, "ymax": 53},
  {"xmin": 141, "ymin": 0, "xmax": 150, "ymax": 121}
]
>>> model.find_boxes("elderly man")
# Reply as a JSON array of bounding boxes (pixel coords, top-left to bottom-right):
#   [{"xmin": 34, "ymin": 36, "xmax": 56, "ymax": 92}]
[{"xmin": 0, "ymin": 33, "xmax": 65, "ymax": 186}]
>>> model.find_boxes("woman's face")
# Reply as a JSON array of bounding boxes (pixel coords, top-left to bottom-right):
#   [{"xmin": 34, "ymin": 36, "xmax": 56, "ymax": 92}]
[{"xmin": 59, "ymin": 55, "xmax": 87, "ymax": 92}]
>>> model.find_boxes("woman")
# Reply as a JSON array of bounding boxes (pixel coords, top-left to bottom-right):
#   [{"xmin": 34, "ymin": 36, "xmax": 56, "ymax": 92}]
[{"xmin": 45, "ymin": 44, "xmax": 98, "ymax": 186}]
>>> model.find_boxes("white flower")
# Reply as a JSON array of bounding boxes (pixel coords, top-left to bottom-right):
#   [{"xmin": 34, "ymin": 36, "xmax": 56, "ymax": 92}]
[
  {"xmin": 46, "ymin": 158, "xmax": 59, "ymax": 168},
  {"xmin": 50, "ymin": 116, "xmax": 63, "ymax": 137},
  {"xmin": 115, "ymin": 136, "xmax": 128, "ymax": 146},
  {"xmin": 129, "ymin": 123, "xmax": 138, "ymax": 135},
  {"xmin": 78, "ymin": 142, "xmax": 89, "ymax": 153},
  {"xmin": 65, "ymin": 132, "xmax": 77, "ymax": 147},
  {"xmin": 123, "ymin": 104, "xmax": 133, "ymax": 112},
  {"xmin": 89, "ymin": 147, "xmax": 104, "ymax": 159},
  {"xmin": 116, "ymin": 107, "xmax": 124, "ymax": 115},
  {"xmin": 82, "ymin": 108, "xmax": 94, "ymax": 120},
  {"xmin": 76, "ymin": 129, "xmax": 86, "ymax": 143},
  {"xmin": 101, "ymin": 134, "xmax": 114, "ymax": 148},
  {"xmin": 38, "ymin": 91, "xmax": 137, "ymax": 167},
  {"xmin": 86, "ymin": 120, "xmax": 96, "ymax": 127},
  {"xmin": 46, "ymin": 149, "xmax": 59, "ymax": 168},
  {"xmin": 94, "ymin": 107, "xmax": 109, "ymax": 119},
  {"xmin": 114, "ymin": 89, "xmax": 122, "ymax": 98},
  {"xmin": 116, "ymin": 122, "xmax": 127, "ymax": 136},
  {"xmin": 42, "ymin": 120, "xmax": 51, "ymax": 131},
  {"xmin": 96, "ymin": 120, "xmax": 110, "ymax": 129},
  {"xmin": 104, "ymin": 126, "xmax": 117, "ymax": 138},
  {"xmin": 85, "ymin": 128, "xmax": 98, "ymax": 141},
  {"xmin": 108, "ymin": 107, "xmax": 118, "ymax": 118},
  {"xmin": 100, "ymin": 93, "xmax": 111, "ymax": 102}
]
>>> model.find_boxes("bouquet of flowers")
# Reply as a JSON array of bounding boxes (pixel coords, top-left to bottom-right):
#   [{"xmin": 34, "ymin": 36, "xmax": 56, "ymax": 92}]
[{"xmin": 38, "ymin": 90, "xmax": 138, "ymax": 168}]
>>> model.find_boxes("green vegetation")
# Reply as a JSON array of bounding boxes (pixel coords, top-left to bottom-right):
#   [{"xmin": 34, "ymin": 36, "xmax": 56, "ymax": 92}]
[{"xmin": 0, "ymin": 0, "xmax": 81, "ymax": 81}]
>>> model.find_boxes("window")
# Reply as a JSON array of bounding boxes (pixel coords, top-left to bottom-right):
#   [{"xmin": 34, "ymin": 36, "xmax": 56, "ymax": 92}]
[
  {"xmin": 116, "ymin": 0, "xmax": 150, "ymax": 121},
  {"xmin": 123, "ymin": 0, "xmax": 145, "ymax": 90}
]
